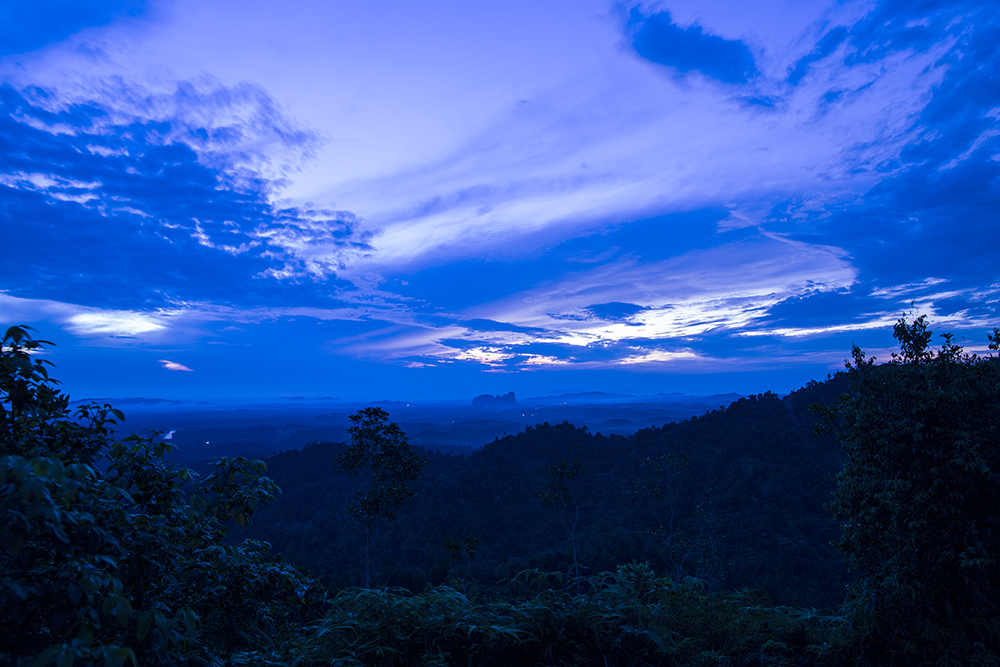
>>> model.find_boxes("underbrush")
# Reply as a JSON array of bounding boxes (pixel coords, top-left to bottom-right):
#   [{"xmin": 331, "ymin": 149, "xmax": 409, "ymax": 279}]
[{"xmin": 293, "ymin": 562, "xmax": 848, "ymax": 667}]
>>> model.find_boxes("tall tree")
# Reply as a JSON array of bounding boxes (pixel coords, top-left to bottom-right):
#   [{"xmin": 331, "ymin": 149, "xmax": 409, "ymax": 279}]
[
  {"xmin": 822, "ymin": 316, "xmax": 1000, "ymax": 665},
  {"xmin": 538, "ymin": 448, "xmax": 587, "ymax": 583},
  {"xmin": 337, "ymin": 407, "xmax": 426, "ymax": 588}
]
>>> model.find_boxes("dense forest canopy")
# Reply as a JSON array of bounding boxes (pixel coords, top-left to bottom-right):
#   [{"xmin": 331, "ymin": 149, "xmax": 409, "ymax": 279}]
[
  {"xmin": 235, "ymin": 381, "xmax": 851, "ymax": 608},
  {"xmin": 2, "ymin": 320, "xmax": 998, "ymax": 666}
]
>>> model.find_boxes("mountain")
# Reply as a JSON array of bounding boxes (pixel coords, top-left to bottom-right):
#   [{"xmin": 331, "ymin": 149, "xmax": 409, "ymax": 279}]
[{"xmin": 472, "ymin": 392, "xmax": 516, "ymax": 406}]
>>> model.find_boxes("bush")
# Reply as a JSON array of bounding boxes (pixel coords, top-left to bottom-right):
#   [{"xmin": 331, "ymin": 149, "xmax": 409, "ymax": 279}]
[{"xmin": 298, "ymin": 563, "xmax": 843, "ymax": 666}]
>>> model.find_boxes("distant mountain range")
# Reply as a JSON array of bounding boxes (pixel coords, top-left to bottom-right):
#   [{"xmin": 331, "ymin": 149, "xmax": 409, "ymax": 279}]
[
  {"xmin": 71, "ymin": 390, "xmax": 745, "ymax": 411},
  {"xmin": 70, "ymin": 397, "xmax": 187, "ymax": 407}
]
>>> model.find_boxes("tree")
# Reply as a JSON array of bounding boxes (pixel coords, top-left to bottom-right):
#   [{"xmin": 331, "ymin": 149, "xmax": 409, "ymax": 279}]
[
  {"xmin": 337, "ymin": 407, "xmax": 426, "ymax": 588},
  {"xmin": 628, "ymin": 453, "xmax": 723, "ymax": 588},
  {"xmin": 442, "ymin": 534, "xmax": 479, "ymax": 592},
  {"xmin": 538, "ymin": 448, "xmax": 587, "ymax": 583},
  {"xmin": 0, "ymin": 326, "xmax": 321, "ymax": 666},
  {"xmin": 822, "ymin": 316, "xmax": 1000, "ymax": 665}
]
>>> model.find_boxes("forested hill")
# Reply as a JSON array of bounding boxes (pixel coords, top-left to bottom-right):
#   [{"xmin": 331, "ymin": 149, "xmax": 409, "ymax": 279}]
[{"xmin": 233, "ymin": 372, "xmax": 853, "ymax": 609}]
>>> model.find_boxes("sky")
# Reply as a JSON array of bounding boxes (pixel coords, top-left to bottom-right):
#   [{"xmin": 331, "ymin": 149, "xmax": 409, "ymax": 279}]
[{"xmin": 0, "ymin": 0, "xmax": 998, "ymax": 402}]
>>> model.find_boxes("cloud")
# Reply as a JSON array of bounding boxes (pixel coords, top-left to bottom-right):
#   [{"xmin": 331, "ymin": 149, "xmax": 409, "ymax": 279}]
[
  {"xmin": 586, "ymin": 302, "xmax": 647, "ymax": 321},
  {"xmin": 316, "ymin": 10, "xmax": 953, "ymax": 278},
  {"xmin": 254, "ymin": 207, "xmax": 374, "ymax": 280},
  {"xmin": 787, "ymin": 26, "xmax": 849, "ymax": 85},
  {"xmin": 0, "ymin": 83, "xmax": 379, "ymax": 309},
  {"xmin": 627, "ymin": 8, "xmax": 759, "ymax": 84},
  {"xmin": 67, "ymin": 312, "xmax": 165, "ymax": 337},
  {"xmin": 772, "ymin": 0, "xmax": 1000, "ymax": 292},
  {"xmin": 159, "ymin": 359, "xmax": 193, "ymax": 372},
  {"xmin": 2, "ymin": 0, "xmax": 997, "ymax": 398},
  {"xmin": 0, "ymin": 290, "xmax": 429, "ymax": 353},
  {"xmin": 17, "ymin": 77, "xmax": 322, "ymax": 188},
  {"xmin": 336, "ymin": 231, "xmax": 860, "ymax": 368},
  {"xmin": 0, "ymin": 292, "xmax": 171, "ymax": 339}
]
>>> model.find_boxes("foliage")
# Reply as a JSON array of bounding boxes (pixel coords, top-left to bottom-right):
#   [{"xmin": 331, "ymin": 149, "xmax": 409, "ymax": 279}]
[
  {"xmin": 822, "ymin": 316, "xmax": 1000, "ymax": 665},
  {"xmin": 337, "ymin": 407, "xmax": 427, "ymax": 587},
  {"xmin": 0, "ymin": 326, "xmax": 322, "ymax": 666},
  {"xmin": 297, "ymin": 563, "xmax": 846, "ymax": 667}
]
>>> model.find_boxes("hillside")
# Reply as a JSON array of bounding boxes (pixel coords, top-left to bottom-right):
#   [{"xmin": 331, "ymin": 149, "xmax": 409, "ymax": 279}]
[{"xmin": 233, "ymin": 373, "xmax": 853, "ymax": 608}]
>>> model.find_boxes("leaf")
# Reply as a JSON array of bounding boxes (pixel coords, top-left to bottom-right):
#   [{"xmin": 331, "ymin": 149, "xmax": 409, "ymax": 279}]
[
  {"xmin": 115, "ymin": 596, "xmax": 132, "ymax": 626},
  {"xmin": 118, "ymin": 647, "xmax": 136, "ymax": 667},
  {"xmin": 136, "ymin": 613, "xmax": 153, "ymax": 642},
  {"xmin": 32, "ymin": 644, "xmax": 62, "ymax": 667},
  {"xmin": 6, "ymin": 530, "xmax": 25, "ymax": 556},
  {"xmin": 55, "ymin": 646, "xmax": 75, "ymax": 667},
  {"xmin": 67, "ymin": 583, "xmax": 83, "ymax": 606},
  {"xmin": 182, "ymin": 608, "xmax": 198, "ymax": 637},
  {"xmin": 100, "ymin": 646, "xmax": 122, "ymax": 667},
  {"xmin": 153, "ymin": 611, "xmax": 167, "ymax": 633}
]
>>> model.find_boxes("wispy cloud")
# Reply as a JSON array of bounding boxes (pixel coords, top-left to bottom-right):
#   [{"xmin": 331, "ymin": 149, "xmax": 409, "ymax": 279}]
[
  {"xmin": 314, "ymin": 11, "xmax": 954, "ymax": 277},
  {"xmin": 335, "ymin": 232, "xmax": 859, "ymax": 368}
]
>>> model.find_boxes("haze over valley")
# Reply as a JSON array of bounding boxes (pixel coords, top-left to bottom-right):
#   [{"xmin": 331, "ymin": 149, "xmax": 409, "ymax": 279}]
[{"xmin": 88, "ymin": 390, "xmax": 745, "ymax": 464}]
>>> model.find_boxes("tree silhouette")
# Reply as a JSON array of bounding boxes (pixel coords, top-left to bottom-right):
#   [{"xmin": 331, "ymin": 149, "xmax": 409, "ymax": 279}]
[{"xmin": 337, "ymin": 407, "xmax": 426, "ymax": 588}]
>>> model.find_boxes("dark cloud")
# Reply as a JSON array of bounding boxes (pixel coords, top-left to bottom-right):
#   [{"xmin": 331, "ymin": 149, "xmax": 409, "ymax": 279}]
[
  {"xmin": 0, "ymin": 84, "xmax": 367, "ymax": 309},
  {"xmin": 628, "ymin": 8, "xmax": 758, "ymax": 84},
  {"xmin": 0, "ymin": 0, "xmax": 146, "ymax": 56}
]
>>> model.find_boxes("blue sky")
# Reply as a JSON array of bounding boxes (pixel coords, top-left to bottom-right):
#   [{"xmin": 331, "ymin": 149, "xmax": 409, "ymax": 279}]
[{"xmin": 1, "ymin": 0, "xmax": 998, "ymax": 401}]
